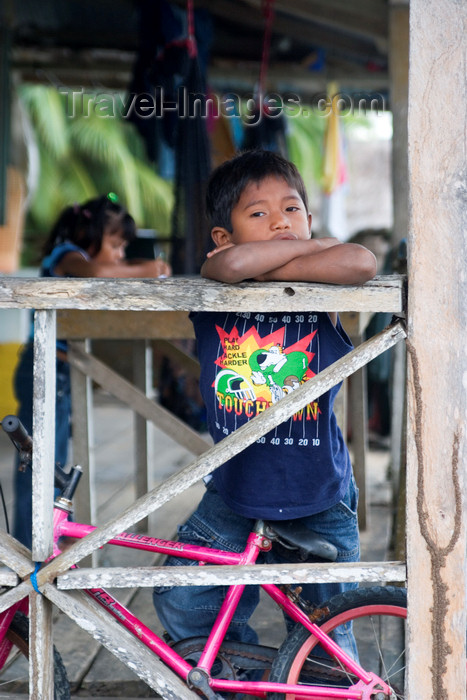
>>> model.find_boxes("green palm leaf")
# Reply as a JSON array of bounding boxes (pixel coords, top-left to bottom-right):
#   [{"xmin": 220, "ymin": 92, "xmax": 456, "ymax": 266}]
[
  {"xmin": 136, "ymin": 161, "xmax": 174, "ymax": 232},
  {"xmin": 19, "ymin": 84, "xmax": 69, "ymax": 160},
  {"xmin": 68, "ymin": 111, "xmax": 144, "ymax": 220},
  {"xmin": 27, "ymin": 142, "xmax": 66, "ymax": 230},
  {"xmin": 58, "ymin": 156, "xmax": 99, "ymax": 204},
  {"xmin": 286, "ymin": 109, "xmax": 326, "ymax": 185},
  {"xmin": 20, "ymin": 85, "xmax": 179, "ymax": 245}
]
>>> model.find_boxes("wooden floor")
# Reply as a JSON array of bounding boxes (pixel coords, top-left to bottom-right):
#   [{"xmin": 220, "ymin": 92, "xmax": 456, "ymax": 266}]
[{"xmin": 0, "ymin": 390, "xmax": 396, "ymax": 698}]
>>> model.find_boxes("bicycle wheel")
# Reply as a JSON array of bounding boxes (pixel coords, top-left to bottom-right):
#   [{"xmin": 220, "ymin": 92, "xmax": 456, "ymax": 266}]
[
  {"xmin": 3, "ymin": 611, "xmax": 70, "ymax": 700},
  {"xmin": 268, "ymin": 585, "xmax": 407, "ymax": 699}
]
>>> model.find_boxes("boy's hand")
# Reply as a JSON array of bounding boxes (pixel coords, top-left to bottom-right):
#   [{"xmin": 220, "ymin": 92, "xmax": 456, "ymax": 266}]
[{"xmin": 206, "ymin": 241, "xmax": 236, "ymax": 258}]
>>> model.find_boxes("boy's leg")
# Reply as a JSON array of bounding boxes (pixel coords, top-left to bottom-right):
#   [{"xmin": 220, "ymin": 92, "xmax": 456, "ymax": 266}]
[
  {"xmin": 266, "ymin": 474, "xmax": 360, "ymax": 657},
  {"xmin": 153, "ymin": 481, "xmax": 260, "ymax": 644},
  {"xmin": 299, "ymin": 473, "xmax": 360, "ymax": 603}
]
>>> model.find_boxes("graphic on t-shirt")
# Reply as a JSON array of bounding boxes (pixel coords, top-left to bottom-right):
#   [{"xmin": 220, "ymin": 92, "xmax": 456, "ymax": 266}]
[
  {"xmin": 249, "ymin": 346, "xmax": 309, "ymax": 403},
  {"xmin": 213, "ymin": 323, "xmax": 319, "ymax": 415}
]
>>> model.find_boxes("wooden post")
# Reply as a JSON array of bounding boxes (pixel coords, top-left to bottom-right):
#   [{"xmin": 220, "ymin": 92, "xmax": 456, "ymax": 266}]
[
  {"xmin": 339, "ymin": 312, "xmax": 374, "ymax": 529},
  {"xmin": 406, "ymin": 1, "xmax": 467, "ymax": 696},
  {"xmin": 389, "ymin": 0, "xmax": 409, "ymax": 248},
  {"xmin": 348, "ymin": 360, "xmax": 368, "ymax": 530},
  {"xmin": 32, "ymin": 310, "xmax": 56, "ymax": 560},
  {"xmin": 70, "ymin": 339, "xmax": 98, "ymax": 566},
  {"xmin": 133, "ymin": 340, "xmax": 153, "ymax": 532},
  {"xmin": 29, "ymin": 593, "xmax": 54, "ymax": 699},
  {"xmin": 31, "ymin": 309, "xmax": 56, "ymax": 698},
  {"xmin": 388, "ymin": 0, "xmax": 409, "ymax": 503}
]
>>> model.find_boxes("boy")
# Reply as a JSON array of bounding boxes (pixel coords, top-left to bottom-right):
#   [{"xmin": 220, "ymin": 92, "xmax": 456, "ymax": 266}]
[{"xmin": 153, "ymin": 150, "xmax": 377, "ymax": 651}]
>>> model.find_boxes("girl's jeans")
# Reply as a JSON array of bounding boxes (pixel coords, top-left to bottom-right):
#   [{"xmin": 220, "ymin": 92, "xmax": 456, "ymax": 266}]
[
  {"xmin": 153, "ymin": 476, "xmax": 360, "ymax": 656},
  {"xmin": 12, "ymin": 343, "xmax": 71, "ymax": 549}
]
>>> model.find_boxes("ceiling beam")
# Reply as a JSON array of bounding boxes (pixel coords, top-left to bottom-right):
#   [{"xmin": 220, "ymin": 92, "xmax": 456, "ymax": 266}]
[
  {"xmin": 193, "ymin": 0, "xmax": 388, "ymax": 62},
  {"xmin": 240, "ymin": 0, "xmax": 388, "ymax": 45},
  {"xmin": 11, "ymin": 46, "xmax": 388, "ymax": 97}
]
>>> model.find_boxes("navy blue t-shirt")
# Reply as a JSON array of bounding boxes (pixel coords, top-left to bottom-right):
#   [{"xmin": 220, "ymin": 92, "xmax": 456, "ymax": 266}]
[{"xmin": 191, "ymin": 310, "xmax": 353, "ymax": 520}]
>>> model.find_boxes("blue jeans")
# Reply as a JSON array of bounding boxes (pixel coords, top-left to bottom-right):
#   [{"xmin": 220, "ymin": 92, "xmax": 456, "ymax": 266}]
[
  {"xmin": 153, "ymin": 477, "xmax": 360, "ymax": 654},
  {"xmin": 12, "ymin": 343, "xmax": 71, "ymax": 549}
]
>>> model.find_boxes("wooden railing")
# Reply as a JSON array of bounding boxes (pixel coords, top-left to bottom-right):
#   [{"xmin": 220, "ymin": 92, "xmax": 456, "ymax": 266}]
[{"xmin": 0, "ymin": 274, "xmax": 406, "ymax": 699}]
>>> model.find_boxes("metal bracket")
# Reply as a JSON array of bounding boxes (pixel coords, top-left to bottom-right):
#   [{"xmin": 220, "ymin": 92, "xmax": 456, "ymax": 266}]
[{"xmin": 187, "ymin": 667, "xmax": 223, "ymax": 700}]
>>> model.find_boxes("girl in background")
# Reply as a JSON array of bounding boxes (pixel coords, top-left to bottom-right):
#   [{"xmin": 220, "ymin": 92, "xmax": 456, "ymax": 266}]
[{"xmin": 13, "ymin": 194, "xmax": 170, "ymax": 547}]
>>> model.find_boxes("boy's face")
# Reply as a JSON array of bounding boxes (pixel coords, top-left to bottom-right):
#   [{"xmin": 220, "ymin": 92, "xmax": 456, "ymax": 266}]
[{"xmin": 212, "ymin": 176, "xmax": 312, "ymax": 247}]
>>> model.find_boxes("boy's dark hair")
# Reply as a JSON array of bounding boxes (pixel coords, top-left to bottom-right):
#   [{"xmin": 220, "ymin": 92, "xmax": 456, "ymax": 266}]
[
  {"xmin": 206, "ymin": 149, "xmax": 309, "ymax": 231},
  {"xmin": 42, "ymin": 195, "xmax": 135, "ymax": 256}
]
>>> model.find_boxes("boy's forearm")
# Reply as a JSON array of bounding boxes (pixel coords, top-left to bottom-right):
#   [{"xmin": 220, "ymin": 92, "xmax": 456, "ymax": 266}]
[
  {"xmin": 257, "ymin": 244, "xmax": 377, "ymax": 285},
  {"xmin": 201, "ymin": 239, "xmax": 376, "ymax": 285},
  {"xmin": 201, "ymin": 239, "xmax": 339, "ymax": 283}
]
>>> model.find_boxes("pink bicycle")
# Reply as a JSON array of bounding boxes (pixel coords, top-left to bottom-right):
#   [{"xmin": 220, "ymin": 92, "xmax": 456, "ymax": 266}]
[{"xmin": 1, "ymin": 414, "xmax": 408, "ymax": 699}]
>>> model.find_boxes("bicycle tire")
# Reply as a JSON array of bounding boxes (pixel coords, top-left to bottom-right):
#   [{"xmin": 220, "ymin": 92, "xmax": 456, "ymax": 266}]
[
  {"xmin": 268, "ymin": 585, "xmax": 407, "ymax": 699},
  {"xmin": 5, "ymin": 611, "xmax": 70, "ymax": 700}
]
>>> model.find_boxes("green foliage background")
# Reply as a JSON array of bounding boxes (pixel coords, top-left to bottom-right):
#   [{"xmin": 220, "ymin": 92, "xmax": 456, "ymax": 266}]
[{"xmin": 19, "ymin": 85, "xmax": 174, "ymax": 264}]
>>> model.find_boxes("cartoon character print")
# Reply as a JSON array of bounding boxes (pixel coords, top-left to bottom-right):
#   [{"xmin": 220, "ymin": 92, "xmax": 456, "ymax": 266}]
[
  {"xmin": 249, "ymin": 345, "xmax": 309, "ymax": 403},
  {"xmin": 212, "ymin": 322, "xmax": 317, "ymax": 416}
]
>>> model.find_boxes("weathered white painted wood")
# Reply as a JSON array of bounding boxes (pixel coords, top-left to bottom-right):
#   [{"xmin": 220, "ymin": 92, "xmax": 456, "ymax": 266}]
[
  {"xmin": 44, "ymin": 584, "xmax": 199, "ymax": 700},
  {"xmin": 29, "ymin": 592, "xmax": 54, "ymax": 700},
  {"xmin": 0, "ymin": 580, "xmax": 33, "ymax": 613},
  {"xmin": 38, "ymin": 321, "xmax": 406, "ymax": 581},
  {"xmin": 133, "ymin": 340, "xmax": 152, "ymax": 532},
  {"xmin": 0, "ymin": 567, "xmax": 18, "ymax": 586},
  {"xmin": 0, "ymin": 530, "xmax": 33, "ymax": 577},
  {"xmin": 70, "ymin": 339, "xmax": 97, "ymax": 567},
  {"xmin": 0, "ymin": 275, "xmax": 405, "ymax": 312},
  {"xmin": 67, "ymin": 342, "xmax": 210, "ymax": 456},
  {"xmin": 57, "ymin": 561, "xmax": 406, "ymax": 589},
  {"xmin": 30, "ymin": 311, "xmax": 57, "ymax": 699},
  {"xmin": 0, "ymin": 581, "xmax": 36, "ymax": 615},
  {"xmin": 406, "ymin": 1, "xmax": 467, "ymax": 697},
  {"xmin": 349, "ymin": 355, "xmax": 368, "ymax": 530},
  {"xmin": 32, "ymin": 310, "xmax": 56, "ymax": 562}
]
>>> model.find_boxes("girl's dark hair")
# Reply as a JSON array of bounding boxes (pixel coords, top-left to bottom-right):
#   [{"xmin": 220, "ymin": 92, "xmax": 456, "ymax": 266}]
[
  {"xmin": 206, "ymin": 149, "xmax": 309, "ymax": 231},
  {"xmin": 42, "ymin": 195, "xmax": 136, "ymax": 257}
]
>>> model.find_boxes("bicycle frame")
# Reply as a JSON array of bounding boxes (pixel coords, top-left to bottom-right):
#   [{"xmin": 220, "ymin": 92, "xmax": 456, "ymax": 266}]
[
  {"xmin": 53, "ymin": 504, "xmax": 393, "ymax": 699},
  {"xmin": 0, "ymin": 598, "xmax": 29, "ymax": 667}
]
